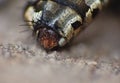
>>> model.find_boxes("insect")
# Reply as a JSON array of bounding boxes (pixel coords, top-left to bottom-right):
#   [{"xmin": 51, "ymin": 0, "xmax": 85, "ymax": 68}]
[{"xmin": 24, "ymin": 0, "xmax": 108, "ymax": 50}]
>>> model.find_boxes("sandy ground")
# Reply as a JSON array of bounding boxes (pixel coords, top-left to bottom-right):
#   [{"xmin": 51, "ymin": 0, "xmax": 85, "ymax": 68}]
[{"xmin": 0, "ymin": 0, "xmax": 120, "ymax": 83}]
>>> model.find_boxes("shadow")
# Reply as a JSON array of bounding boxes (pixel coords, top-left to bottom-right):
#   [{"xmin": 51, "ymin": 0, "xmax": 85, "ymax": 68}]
[{"xmin": 107, "ymin": 0, "xmax": 120, "ymax": 14}]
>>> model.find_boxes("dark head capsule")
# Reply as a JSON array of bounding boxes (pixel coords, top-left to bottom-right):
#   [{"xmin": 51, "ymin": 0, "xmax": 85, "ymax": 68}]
[{"xmin": 37, "ymin": 27, "xmax": 59, "ymax": 49}]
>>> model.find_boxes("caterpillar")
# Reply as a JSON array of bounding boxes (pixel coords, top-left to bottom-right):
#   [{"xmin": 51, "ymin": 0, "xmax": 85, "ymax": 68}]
[{"xmin": 24, "ymin": 0, "xmax": 109, "ymax": 50}]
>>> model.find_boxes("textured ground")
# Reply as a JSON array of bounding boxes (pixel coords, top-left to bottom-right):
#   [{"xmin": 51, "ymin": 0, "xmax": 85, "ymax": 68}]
[{"xmin": 0, "ymin": 0, "xmax": 120, "ymax": 83}]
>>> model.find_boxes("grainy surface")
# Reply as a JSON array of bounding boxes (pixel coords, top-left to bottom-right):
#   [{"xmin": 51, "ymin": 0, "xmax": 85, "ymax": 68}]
[{"xmin": 0, "ymin": 0, "xmax": 120, "ymax": 83}]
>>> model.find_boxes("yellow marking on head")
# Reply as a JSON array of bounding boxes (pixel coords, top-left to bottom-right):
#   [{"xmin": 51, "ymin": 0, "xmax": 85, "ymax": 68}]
[
  {"xmin": 64, "ymin": 25, "xmax": 74, "ymax": 40},
  {"xmin": 85, "ymin": 9, "xmax": 92, "ymax": 24},
  {"xmin": 24, "ymin": 6, "xmax": 35, "ymax": 30},
  {"xmin": 59, "ymin": 38, "xmax": 66, "ymax": 47},
  {"xmin": 90, "ymin": 0, "xmax": 102, "ymax": 11},
  {"xmin": 64, "ymin": 15, "xmax": 82, "ymax": 40}
]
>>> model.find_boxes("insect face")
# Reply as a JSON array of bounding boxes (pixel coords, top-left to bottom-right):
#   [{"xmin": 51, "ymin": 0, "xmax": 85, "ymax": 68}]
[
  {"xmin": 37, "ymin": 27, "xmax": 59, "ymax": 50},
  {"xmin": 24, "ymin": 0, "xmax": 108, "ymax": 50}
]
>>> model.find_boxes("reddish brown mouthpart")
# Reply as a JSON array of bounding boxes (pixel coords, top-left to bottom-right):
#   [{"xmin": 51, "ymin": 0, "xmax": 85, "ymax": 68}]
[{"xmin": 38, "ymin": 28, "xmax": 58, "ymax": 50}]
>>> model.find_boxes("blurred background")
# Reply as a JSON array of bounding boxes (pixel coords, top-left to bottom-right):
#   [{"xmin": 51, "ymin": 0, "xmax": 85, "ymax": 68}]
[{"xmin": 0, "ymin": 0, "xmax": 120, "ymax": 83}]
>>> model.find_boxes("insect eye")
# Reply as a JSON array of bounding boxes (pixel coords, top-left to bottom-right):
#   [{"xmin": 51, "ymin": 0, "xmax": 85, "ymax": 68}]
[{"xmin": 71, "ymin": 21, "xmax": 82, "ymax": 30}]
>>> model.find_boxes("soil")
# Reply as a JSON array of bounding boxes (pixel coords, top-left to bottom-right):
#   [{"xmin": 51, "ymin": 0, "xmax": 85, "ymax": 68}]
[{"xmin": 0, "ymin": 0, "xmax": 120, "ymax": 83}]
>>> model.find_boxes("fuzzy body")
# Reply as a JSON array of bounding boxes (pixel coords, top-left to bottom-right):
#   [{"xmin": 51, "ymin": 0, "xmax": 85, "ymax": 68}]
[{"xmin": 24, "ymin": 0, "xmax": 108, "ymax": 50}]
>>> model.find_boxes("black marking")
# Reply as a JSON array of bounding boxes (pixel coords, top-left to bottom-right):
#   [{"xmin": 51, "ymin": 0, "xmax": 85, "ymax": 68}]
[
  {"xmin": 53, "ymin": 0, "xmax": 90, "ymax": 20},
  {"xmin": 92, "ymin": 8, "xmax": 100, "ymax": 18},
  {"xmin": 71, "ymin": 21, "xmax": 82, "ymax": 30},
  {"xmin": 34, "ymin": 1, "xmax": 47, "ymax": 12},
  {"xmin": 32, "ymin": 20, "xmax": 42, "ymax": 33},
  {"xmin": 33, "ymin": 20, "xmax": 61, "ymax": 37}
]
